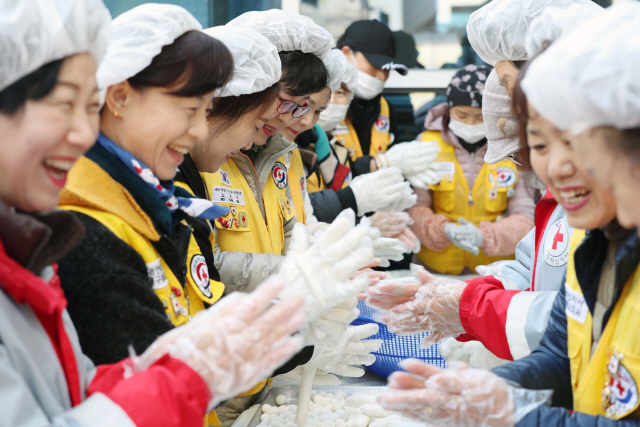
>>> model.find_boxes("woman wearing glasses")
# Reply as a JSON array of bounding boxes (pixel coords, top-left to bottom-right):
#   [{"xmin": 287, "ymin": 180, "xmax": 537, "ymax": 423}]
[{"xmin": 198, "ymin": 10, "xmax": 334, "ymax": 294}]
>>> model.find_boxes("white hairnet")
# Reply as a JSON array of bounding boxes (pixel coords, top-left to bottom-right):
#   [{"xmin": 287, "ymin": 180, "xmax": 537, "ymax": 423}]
[
  {"xmin": 522, "ymin": 3, "xmax": 639, "ymax": 134},
  {"xmin": 0, "ymin": 0, "xmax": 111, "ymax": 92},
  {"xmin": 525, "ymin": 1, "xmax": 603, "ymax": 58},
  {"xmin": 323, "ymin": 49, "xmax": 358, "ymax": 93},
  {"xmin": 467, "ymin": 0, "xmax": 589, "ymax": 66},
  {"xmin": 97, "ymin": 3, "xmax": 202, "ymax": 100},
  {"xmin": 204, "ymin": 26, "xmax": 281, "ymax": 98},
  {"xmin": 227, "ymin": 9, "xmax": 333, "ymax": 59}
]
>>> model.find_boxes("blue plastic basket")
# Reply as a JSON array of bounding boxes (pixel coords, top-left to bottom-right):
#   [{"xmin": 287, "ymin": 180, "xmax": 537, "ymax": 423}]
[{"xmin": 351, "ymin": 300, "xmax": 447, "ymax": 378}]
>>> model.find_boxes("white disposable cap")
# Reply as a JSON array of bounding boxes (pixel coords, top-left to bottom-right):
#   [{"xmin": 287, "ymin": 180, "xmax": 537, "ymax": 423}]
[
  {"xmin": 0, "ymin": 0, "xmax": 111, "ymax": 92},
  {"xmin": 323, "ymin": 49, "xmax": 358, "ymax": 93}
]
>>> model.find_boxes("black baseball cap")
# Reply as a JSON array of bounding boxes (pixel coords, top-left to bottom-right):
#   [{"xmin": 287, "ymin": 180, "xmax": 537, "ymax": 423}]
[{"xmin": 339, "ymin": 20, "xmax": 408, "ymax": 76}]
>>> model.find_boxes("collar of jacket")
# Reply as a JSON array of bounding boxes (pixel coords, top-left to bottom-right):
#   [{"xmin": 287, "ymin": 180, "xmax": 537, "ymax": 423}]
[
  {"xmin": 59, "ymin": 143, "xmax": 188, "ymax": 240},
  {"xmin": 574, "ymin": 223, "xmax": 640, "ymax": 321},
  {"xmin": 176, "ymin": 153, "xmax": 208, "ymax": 200},
  {"xmin": 0, "ymin": 200, "xmax": 84, "ymax": 274},
  {"xmin": 231, "ymin": 132, "xmax": 296, "ymax": 175}
]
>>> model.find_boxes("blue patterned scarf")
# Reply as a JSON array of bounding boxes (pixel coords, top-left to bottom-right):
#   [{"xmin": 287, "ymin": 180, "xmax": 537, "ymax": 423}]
[{"xmin": 97, "ymin": 133, "xmax": 228, "ymax": 220}]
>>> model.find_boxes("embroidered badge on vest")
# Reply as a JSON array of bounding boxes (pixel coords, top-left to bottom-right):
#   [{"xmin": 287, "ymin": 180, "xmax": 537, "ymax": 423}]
[
  {"xmin": 543, "ymin": 217, "xmax": 571, "ymax": 267},
  {"xmin": 190, "ymin": 254, "xmax": 212, "ymax": 298},
  {"xmin": 489, "ymin": 166, "xmax": 517, "ymax": 188},
  {"xmin": 272, "ymin": 161, "xmax": 288, "ymax": 189},
  {"xmin": 374, "ymin": 115, "xmax": 390, "ymax": 133},
  {"xmin": 219, "ymin": 169, "xmax": 232, "ymax": 186},
  {"xmin": 603, "ymin": 350, "xmax": 639, "ymax": 418}
]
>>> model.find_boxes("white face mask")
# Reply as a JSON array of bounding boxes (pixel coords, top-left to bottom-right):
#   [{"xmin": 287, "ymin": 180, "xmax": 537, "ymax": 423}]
[
  {"xmin": 448, "ymin": 118, "xmax": 486, "ymax": 144},
  {"xmin": 355, "ymin": 70, "xmax": 386, "ymax": 100},
  {"xmin": 318, "ymin": 103, "xmax": 350, "ymax": 132}
]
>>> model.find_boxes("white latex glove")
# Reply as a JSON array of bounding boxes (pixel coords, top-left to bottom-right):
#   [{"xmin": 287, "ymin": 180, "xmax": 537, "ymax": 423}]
[
  {"xmin": 305, "ymin": 299, "xmax": 360, "ymax": 346},
  {"xmin": 394, "ymin": 227, "xmax": 421, "ymax": 254},
  {"xmin": 379, "ymin": 360, "xmax": 552, "ymax": 427},
  {"xmin": 370, "ymin": 212, "xmax": 413, "ymax": 237},
  {"xmin": 475, "ymin": 260, "xmax": 512, "ymax": 277},
  {"xmin": 369, "ymin": 225, "xmax": 406, "ymax": 268},
  {"xmin": 462, "ymin": 341, "xmax": 510, "ymax": 370},
  {"xmin": 278, "ymin": 209, "xmax": 374, "ymax": 334},
  {"xmin": 376, "ymin": 141, "xmax": 440, "ymax": 178},
  {"xmin": 438, "ymin": 337, "xmax": 471, "ymax": 365},
  {"xmin": 350, "ymin": 167, "xmax": 414, "ymax": 216},
  {"xmin": 137, "ymin": 277, "xmax": 305, "ymax": 409},
  {"xmin": 405, "ymin": 167, "xmax": 442, "ymax": 189},
  {"xmin": 377, "ymin": 191, "xmax": 418, "ymax": 213},
  {"xmin": 444, "ymin": 218, "xmax": 483, "ymax": 256},
  {"xmin": 384, "ymin": 267, "xmax": 467, "ymax": 348}
]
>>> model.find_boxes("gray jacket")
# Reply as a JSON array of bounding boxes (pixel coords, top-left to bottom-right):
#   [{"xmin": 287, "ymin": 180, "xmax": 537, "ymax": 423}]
[{"xmin": 214, "ymin": 134, "xmax": 297, "ymax": 293}]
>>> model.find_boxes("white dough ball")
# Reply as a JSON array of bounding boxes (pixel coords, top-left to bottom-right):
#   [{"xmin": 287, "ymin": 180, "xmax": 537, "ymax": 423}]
[{"xmin": 276, "ymin": 395, "xmax": 288, "ymax": 406}]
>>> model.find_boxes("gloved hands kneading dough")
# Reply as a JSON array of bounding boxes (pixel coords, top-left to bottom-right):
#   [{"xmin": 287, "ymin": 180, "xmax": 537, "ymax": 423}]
[
  {"xmin": 369, "ymin": 212, "xmax": 413, "ymax": 238},
  {"xmin": 376, "ymin": 141, "xmax": 441, "ymax": 188},
  {"xmin": 367, "ymin": 223, "xmax": 406, "ymax": 268},
  {"xmin": 444, "ymin": 218, "xmax": 483, "ymax": 256},
  {"xmin": 278, "ymin": 209, "xmax": 374, "ymax": 342},
  {"xmin": 137, "ymin": 277, "xmax": 305, "ymax": 409},
  {"xmin": 350, "ymin": 167, "xmax": 415, "ymax": 216},
  {"xmin": 365, "ymin": 264, "xmax": 428, "ymax": 310},
  {"xmin": 379, "ymin": 359, "xmax": 552, "ymax": 427}
]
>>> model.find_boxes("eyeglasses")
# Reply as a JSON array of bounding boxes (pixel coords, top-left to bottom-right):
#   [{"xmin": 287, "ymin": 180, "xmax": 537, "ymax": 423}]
[
  {"xmin": 507, "ymin": 152, "xmax": 523, "ymax": 166},
  {"xmin": 277, "ymin": 95, "xmax": 311, "ymax": 119}
]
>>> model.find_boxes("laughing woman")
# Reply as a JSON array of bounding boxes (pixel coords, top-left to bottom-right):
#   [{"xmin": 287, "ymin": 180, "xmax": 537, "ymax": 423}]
[{"xmin": 57, "ymin": 4, "xmax": 232, "ymax": 365}]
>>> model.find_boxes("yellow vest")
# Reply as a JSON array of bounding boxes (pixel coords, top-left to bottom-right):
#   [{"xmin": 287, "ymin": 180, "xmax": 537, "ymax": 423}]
[
  {"xmin": 288, "ymin": 147, "xmax": 307, "ymax": 223},
  {"xmin": 59, "ymin": 156, "xmax": 226, "ymax": 426},
  {"xmin": 331, "ymin": 97, "xmax": 392, "ymax": 163},
  {"xmin": 416, "ymin": 131, "xmax": 518, "ymax": 275},
  {"xmin": 566, "ymin": 230, "xmax": 640, "ymax": 419},
  {"xmin": 201, "ymin": 154, "xmax": 296, "ymax": 257}
]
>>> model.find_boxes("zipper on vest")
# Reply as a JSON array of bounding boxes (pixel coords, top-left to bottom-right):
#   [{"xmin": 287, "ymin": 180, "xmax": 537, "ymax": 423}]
[{"xmin": 468, "ymin": 190, "xmax": 473, "ymax": 206}]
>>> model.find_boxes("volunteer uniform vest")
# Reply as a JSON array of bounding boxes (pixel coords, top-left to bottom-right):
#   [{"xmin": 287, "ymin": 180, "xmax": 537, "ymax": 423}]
[
  {"xmin": 566, "ymin": 230, "xmax": 640, "ymax": 420},
  {"xmin": 331, "ymin": 97, "xmax": 392, "ymax": 164},
  {"xmin": 201, "ymin": 154, "xmax": 296, "ymax": 257},
  {"xmin": 416, "ymin": 131, "xmax": 519, "ymax": 275},
  {"xmin": 288, "ymin": 147, "xmax": 307, "ymax": 223}
]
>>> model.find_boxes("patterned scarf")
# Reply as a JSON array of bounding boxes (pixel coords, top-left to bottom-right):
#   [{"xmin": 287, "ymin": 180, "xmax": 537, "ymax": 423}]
[{"xmin": 97, "ymin": 133, "xmax": 229, "ymax": 220}]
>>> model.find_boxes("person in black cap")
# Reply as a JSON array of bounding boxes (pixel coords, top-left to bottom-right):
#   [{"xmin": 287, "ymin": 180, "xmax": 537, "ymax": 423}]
[{"xmin": 332, "ymin": 19, "xmax": 409, "ymax": 178}]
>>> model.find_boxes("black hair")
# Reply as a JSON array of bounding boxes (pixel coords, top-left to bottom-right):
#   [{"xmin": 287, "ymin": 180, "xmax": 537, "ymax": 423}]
[
  {"xmin": 0, "ymin": 59, "xmax": 64, "ymax": 115},
  {"xmin": 279, "ymin": 50, "xmax": 328, "ymax": 97},
  {"xmin": 129, "ymin": 30, "xmax": 233, "ymax": 97},
  {"xmin": 336, "ymin": 32, "xmax": 347, "ymax": 49},
  {"xmin": 210, "ymin": 82, "xmax": 280, "ymax": 134}
]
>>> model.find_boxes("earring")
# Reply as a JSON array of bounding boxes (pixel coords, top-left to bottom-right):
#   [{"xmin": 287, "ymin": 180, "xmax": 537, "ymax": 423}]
[
  {"xmin": 207, "ymin": 120, "xmax": 210, "ymax": 125},
  {"xmin": 112, "ymin": 109, "xmax": 120, "ymax": 118}
]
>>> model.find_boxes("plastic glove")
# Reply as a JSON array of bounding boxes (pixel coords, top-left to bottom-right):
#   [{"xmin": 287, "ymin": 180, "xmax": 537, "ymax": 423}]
[
  {"xmin": 369, "ymin": 225, "xmax": 406, "ymax": 268},
  {"xmin": 305, "ymin": 299, "xmax": 360, "ymax": 346},
  {"xmin": 376, "ymin": 141, "xmax": 440, "ymax": 178},
  {"xmin": 350, "ymin": 167, "xmax": 414, "ymax": 216},
  {"xmin": 394, "ymin": 228, "xmax": 421, "ymax": 253},
  {"xmin": 438, "ymin": 337, "xmax": 471, "ymax": 365},
  {"xmin": 379, "ymin": 360, "xmax": 552, "ymax": 427},
  {"xmin": 365, "ymin": 264, "xmax": 430, "ymax": 310},
  {"xmin": 137, "ymin": 276, "xmax": 305, "ymax": 409},
  {"xmin": 384, "ymin": 269, "xmax": 467, "ymax": 348},
  {"xmin": 444, "ymin": 218, "xmax": 483, "ymax": 256},
  {"xmin": 475, "ymin": 260, "xmax": 512, "ymax": 277},
  {"xmin": 278, "ymin": 209, "xmax": 374, "ymax": 329},
  {"xmin": 370, "ymin": 212, "xmax": 413, "ymax": 238},
  {"xmin": 462, "ymin": 341, "xmax": 510, "ymax": 370}
]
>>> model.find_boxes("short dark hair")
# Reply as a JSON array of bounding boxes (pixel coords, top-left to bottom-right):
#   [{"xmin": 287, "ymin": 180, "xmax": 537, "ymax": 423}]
[
  {"xmin": 210, "ymin": 83, "xmax": 280, "ymax": 133},
  {"xmin": 129, "ymin": 30, "xmax": 233, "ymax": 97},
  {"xmin": 279, "ymin": 50, "xmax": 328, "ymax": 97},
  {"xmin": 0, "ymin": 59, "xmax": 64, "ymax": 115}
]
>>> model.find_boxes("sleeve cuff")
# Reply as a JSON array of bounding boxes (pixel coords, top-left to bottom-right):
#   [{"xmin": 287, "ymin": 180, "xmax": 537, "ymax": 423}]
[{"xmin": 336, "ymin": 187, "xmax": 358, "ymax": 213}]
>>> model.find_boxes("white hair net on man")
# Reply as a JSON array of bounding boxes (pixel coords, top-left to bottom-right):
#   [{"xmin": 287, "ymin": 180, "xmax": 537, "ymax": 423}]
[
  {"xmin": 323, "ymin": 49, "xmax": 358, "ymax": 93},
  {"xmin": 204, "ymin": 26, "xmax": 281, "ymax": 98},
  {"xmin": 0, "ymin": 0, "xmax": 111, "ymax": 92},
  {"xmin": 227, "ymin": 9, "xmax": 333, "ymax": 59},
  {"xmin": 525, "ymin": 1, "xmax": 603, "ymax": 58},
  {"xmin": 97, "ymin": 3, "xmax": 201, "ymax": 102},
  {"xmin": 522, "ymin": 2, "xmax": 640, "ymax": 135},
  {"xmin": 467, "ymin": 0, "xmax": 590, "ymax": 66}
]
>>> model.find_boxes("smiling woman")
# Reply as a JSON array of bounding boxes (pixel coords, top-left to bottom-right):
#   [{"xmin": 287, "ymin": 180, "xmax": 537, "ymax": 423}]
[{"xmin": 55, "ymin": 3, "xmax": 234, "ymax": 378}]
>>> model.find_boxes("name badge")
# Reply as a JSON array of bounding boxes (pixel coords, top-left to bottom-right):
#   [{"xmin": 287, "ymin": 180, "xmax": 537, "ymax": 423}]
[
  {"xmin": 211, "ymin": 186, "xmax": 245, "ymax": 205},
  {"xmin": 435, "ymin": 162, "xmax": 455, "ymax": 181},
  {"xmin": 146, "ymin": 259, "xmax": 169, "ymax": 290},
  {"xmin": 565, "ymin": 282, "xmax": 589, "ymax": 324}
]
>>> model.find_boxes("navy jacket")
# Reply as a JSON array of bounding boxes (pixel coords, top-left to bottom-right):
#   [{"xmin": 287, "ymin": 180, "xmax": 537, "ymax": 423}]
[{"xmin": 493, "ymin": 229, "xmax": 640, "ymax": 427}]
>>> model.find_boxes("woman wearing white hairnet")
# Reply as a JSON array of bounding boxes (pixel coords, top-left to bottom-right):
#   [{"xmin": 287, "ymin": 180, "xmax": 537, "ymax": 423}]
[
  {"xmin": 370, "ymin": 5, "xmax": 640, "ymax": 427},
  {"xmin": 0, "ymin": 1, "xmax": 308, "ymax": 426}
]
